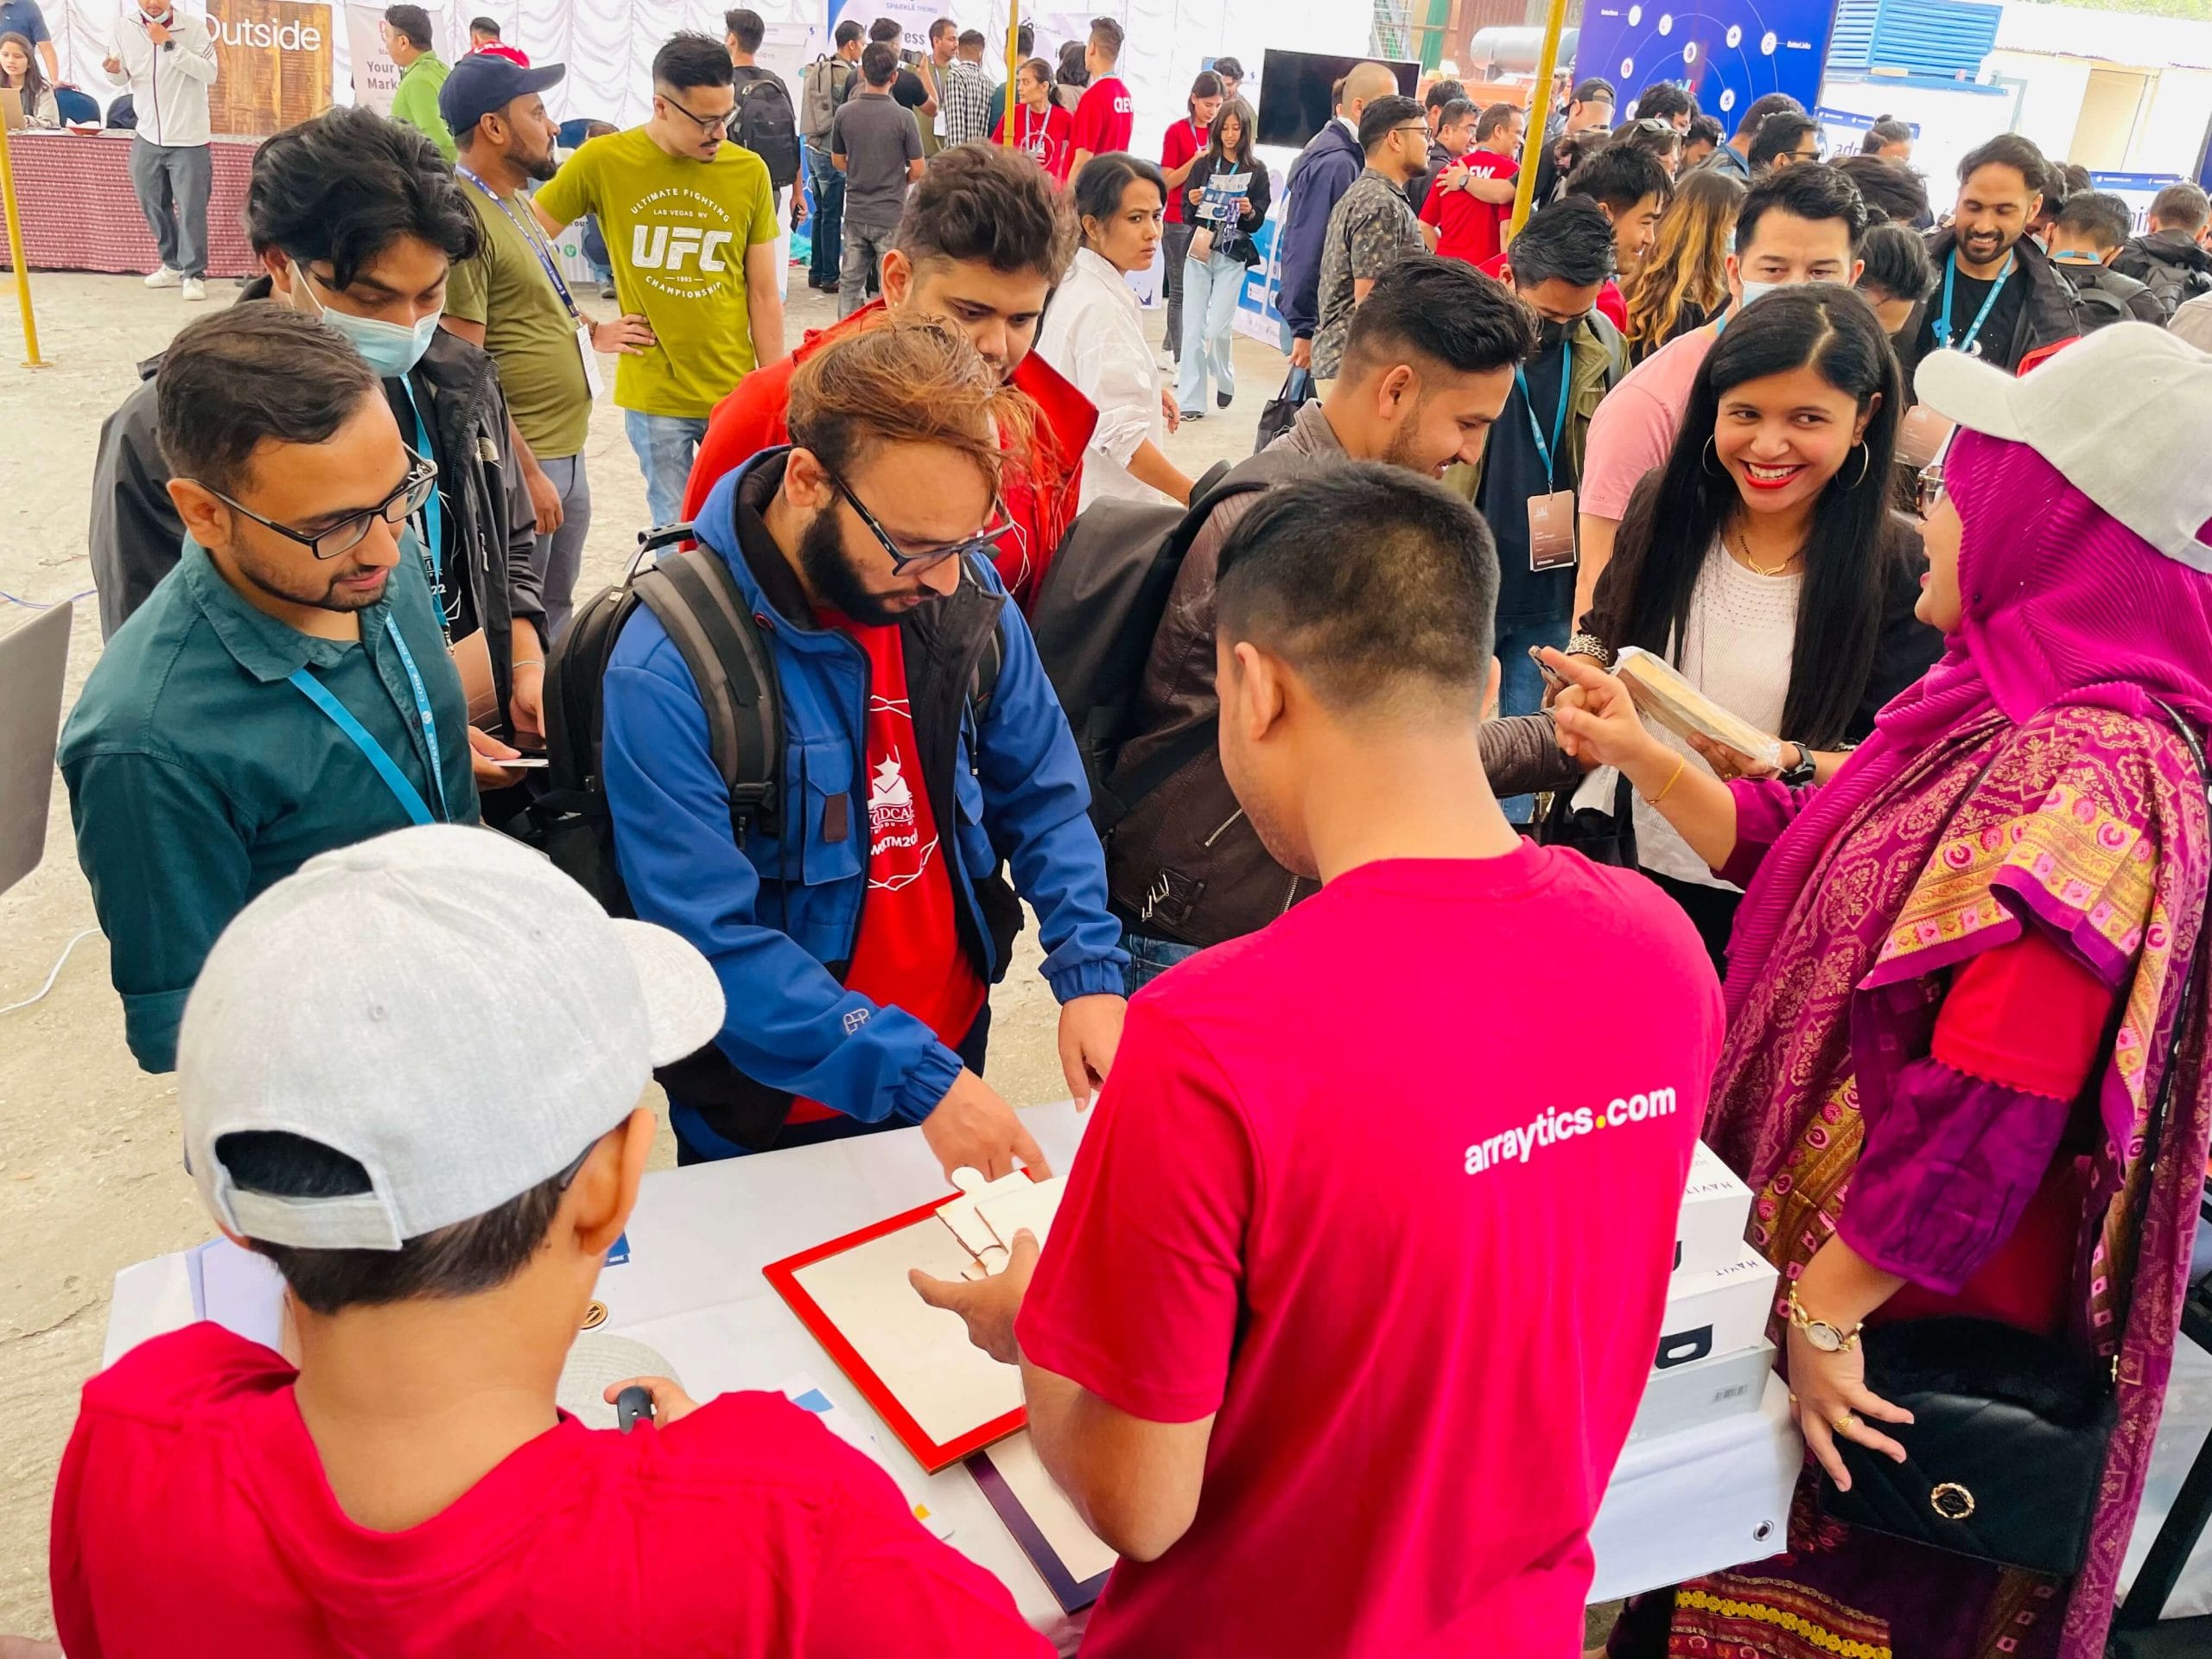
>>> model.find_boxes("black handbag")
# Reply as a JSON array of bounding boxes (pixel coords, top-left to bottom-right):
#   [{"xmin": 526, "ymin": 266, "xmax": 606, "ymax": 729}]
[
  {"xmin": 1819, "ymin": 704, "xmax": 2209, "ymax": 1575},
  {"xmin": 1534, "ymin": 769, "xmax": 1638, "ymax": 869},
  {"xmin": 1254, "ymin": 366, "xmax": 1314, "ymax": 454}
]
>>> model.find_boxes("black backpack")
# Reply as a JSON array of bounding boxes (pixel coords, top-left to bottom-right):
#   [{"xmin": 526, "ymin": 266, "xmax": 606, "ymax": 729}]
[
  {"xmin": 2070, "ymin": 272, "xmax": 2134, "ymax": 334},
  {"xmin": 730, "ymin": 68, "xmax": 802, "ymax": 190},
  {"xmin": 1026, "ymin": 464, "xmax": 1256, "ymax": 833},
  {"xmin": 2117, "ymin": 241, "xmax": 2212, "ymax": 319}
]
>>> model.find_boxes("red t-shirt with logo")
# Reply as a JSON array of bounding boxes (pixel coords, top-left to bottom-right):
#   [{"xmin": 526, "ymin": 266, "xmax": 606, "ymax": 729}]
[
  {"xmin": 1160, "ymin": 118, "xmax": 1200, "ymax": 222},
  {"xmin": 993, "ymin": 102, "xmax": 1074, "ymax": 182},
  {"xmin": 1017, "ymin": 848, "xmax": 1725, "ymax": 1659},
  {"xmin": 53, "ymin": 1323, "xmax": 1051, "ymax": 1659},
  {"xmin": 785, "ymin": 613, "xmax": 987, "ymax": 1123},
  {"xmin": 1070, "ymin": 75, "xmax": 1134, "ymax": 161},
  {"xmin": 1418, "ymin": 147, "xmax": 1516, "ymax": 266}
]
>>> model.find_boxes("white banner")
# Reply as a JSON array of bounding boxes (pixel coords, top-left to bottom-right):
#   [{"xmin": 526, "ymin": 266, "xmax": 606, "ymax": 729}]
[{"xmin": 343, "ymin": 3, "xmax": 397, "ymax": 115}]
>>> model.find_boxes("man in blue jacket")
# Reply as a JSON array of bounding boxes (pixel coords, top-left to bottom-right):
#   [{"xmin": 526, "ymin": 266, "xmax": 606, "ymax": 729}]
[
  {"xmin": 1279, "ymin": 60, "xmax": 1400, "ymax": 370},
  {"xmin": 601, "ymin": 321, "xmax": 1128, "ymax": 1172}
]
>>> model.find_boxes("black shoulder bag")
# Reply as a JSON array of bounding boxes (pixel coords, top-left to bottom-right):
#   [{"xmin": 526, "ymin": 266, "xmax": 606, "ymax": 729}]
[{"xmin": 1819, "ymin": 705, "xmax": 2209, "ymax": 1577}]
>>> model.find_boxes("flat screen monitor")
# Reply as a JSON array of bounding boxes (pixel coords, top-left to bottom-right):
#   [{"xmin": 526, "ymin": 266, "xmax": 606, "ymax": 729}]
[{"xmin": 1254, "ymin": 48, "xmax": 1421, "ymax": 151}]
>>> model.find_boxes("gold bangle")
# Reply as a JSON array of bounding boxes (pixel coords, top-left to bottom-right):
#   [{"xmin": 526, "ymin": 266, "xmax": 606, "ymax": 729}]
[{"xmin": 1644, "ymin": 754, "xmax": 1688, "ymax": 807}]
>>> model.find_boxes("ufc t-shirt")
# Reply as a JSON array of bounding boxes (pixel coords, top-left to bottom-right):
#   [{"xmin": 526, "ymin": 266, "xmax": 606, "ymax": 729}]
[
  {"xmin": 1018, "ymin": 847, "xmax": 1726, "ymax": 1659},
  {"xmin": 53, "ymin": 1322, "xmax": 1052, "ymax": 1659},
  {"xmin": 1070, "ymin": 75, "xmax": 1133, "ymax": 160},
  {"xmin": 994, "ymin": 101, "xmax": 1073, "ymax": 182},
  {"xmin": 787, "ymin": 613, "xmax": 985, "ymax": 1122},
  {"xmin": 1417, "ymin": 146, "xmax": 1516, "ymax": 266}
]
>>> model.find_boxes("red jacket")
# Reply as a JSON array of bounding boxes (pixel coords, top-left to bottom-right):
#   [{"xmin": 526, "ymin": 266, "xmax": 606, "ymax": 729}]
[{"xmin": 680, "ymin": 302, "xmax": 1097, "ymax": 611}]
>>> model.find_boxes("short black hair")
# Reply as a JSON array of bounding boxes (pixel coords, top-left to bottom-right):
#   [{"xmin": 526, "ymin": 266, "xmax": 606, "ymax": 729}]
[
  {"xmin": 245, "ymin": 105, "xmax": 480, "ymax": 289},
  {"xmin": 215, "ymin": 1129, "xmax": 573, "ymax": 1318},
  {"xmin": 382, "ymin": 3, "xmax": 433, "ymax": 50},
  {"xmin": 861, "ymin": 41, "xmax": 898, "ymax": 86},
  {"xmin": 2152, "ymin": 181, "xmax": 2211, "ymax": 234},
  {"xmin": 929, "ymin": 15, "xmax": 955, "ymax": 41},
  {"xmin": 654, "ymin": 31, "xmax": 734, "ymax": 92},
  {"xmin": 1211, "ymin": 54, "xmax": 1242, "ymax": 79},
  {"xmin": 1567, "ymin": 142, "xmax": 1672, "ymax": 214},
  {"xmin": 1748, "ymin": 110, "xmax": 1818, "ymax": 170},
  {"xmin": 724, "ymin": 7, "xmax": 765, "ymax": 51},
  {"xmin": 1571, "ymin": 76, "xmax": 1614, "ymax": 107},
  {"xmin": 1359, "ymin": 93, "xmax": 1422, "ymax": 154},
  {"xmin": 1340, "ymin": 254, "xmax": 1535, "ymax": 381},
  {"xmin": 1635, "ymin": 81, "xmax": 1694, "ymax": 124},
  {"xmin": 1831, "ymin": 154, "xmax": 1927, "ymax": 225},
  {"xmin": 1956, "ymin": 132, "xmax": 2046, "ymax": 194},
  {"xmin": 1856, "ymin": 221, "xmax": 1934, "ymax": 304},
  {"xmin": 957, "ymin": 29, "xmax": 985, "ymax": 49},
  {"xmin": 1860, "ymin": 116, "xmax": 1911, "ymax": 153},
  {"xmin": 1425, "ymin": 77, "xmax": 1465, "ymax": 113},
  {"xmin": 1687, "ymin": 111, "xmax": 1722, "ymax": 149},
  {"xmin": 834, "ymin": 17, "xmax": 862, "ymax": 47},
  {"xmin": 1475, "ymin": 101, "xmax": 1519, "ymax": 142},
  {"xmin": 1503, "ymin": 197, "xmax": 1617, "ymax": 288},
  {"xmin": 156, "ymin": 307, "xmax": 381, "ymax": 497},
  {"xmin": 468, "ymin": 16, "xmax": 499, "ymax": 37},
  {"xmin": 1438, "ymin": 98, "xmax": 1475, "ymax": 130},
  {"xmin": 897, "ymin": 141, "xmax": 1076, "ymax": 280},
  {"xmin": 2056, "ymin": 190, "xmax": 2133, "ymax": 251},
  {"xmin": 1072, "ymin": 151, "xmax": 1165, "ymax": 238},
  {"xmin": 1017, "ymin": 22, "xmax": 1034, "ymax": 54},
  {"xmin": 1216, "ymin": 464, "xmax": 1499, "ymax": 709},
  {"xmin": 1088, "ymin": 15, "xmax": 1123, "ymax": 58},
  {"xmin": 1737, "ymin": 160, "xmax": 1869, "ymax": 254},
  {"xmin": 868, "ymin": 16, "xmax": 900, "ymax": 42},
  {"xmin": 1732, "ymin": 90, "xmax": 1802, "ymax": 137}
]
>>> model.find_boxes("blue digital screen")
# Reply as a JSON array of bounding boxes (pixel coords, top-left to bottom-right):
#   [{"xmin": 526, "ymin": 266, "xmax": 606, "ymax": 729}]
[{"xmin": 1574, "ymin": 0, "xmax": 1837, "ymax": 130}]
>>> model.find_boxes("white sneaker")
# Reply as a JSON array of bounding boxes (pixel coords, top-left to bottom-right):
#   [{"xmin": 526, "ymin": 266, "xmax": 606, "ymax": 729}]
[
  {"xmin": 143, "ymin": 266, "xmax": 181, "ymax": 289},
  {"xmin": 181, "ymin": 277, "xmax": 207, "ymax": 302}
]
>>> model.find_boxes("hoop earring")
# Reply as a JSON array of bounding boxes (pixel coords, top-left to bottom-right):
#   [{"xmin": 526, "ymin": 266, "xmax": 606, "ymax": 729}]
[
  {"xmin": 1840, "ymin": 443, "xmax": 1870, "ymax": 491},
  {"xmin": 1702, "ymin": 436, "xmax": 1726, "ymax": 478}
]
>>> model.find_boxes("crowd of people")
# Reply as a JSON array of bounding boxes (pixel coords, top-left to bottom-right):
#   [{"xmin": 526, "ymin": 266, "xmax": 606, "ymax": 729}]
[{"xmin": 22, "ymin": 22, "xmax": 2212, "ymax": 1659}]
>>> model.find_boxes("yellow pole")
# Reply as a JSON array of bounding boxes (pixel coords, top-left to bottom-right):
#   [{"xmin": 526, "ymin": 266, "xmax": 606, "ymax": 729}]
[
  {"xmin": 0, "ymin": 110, "xmax": 45, "ymax": 368},
  {"xmin": 1001, "ymin": 4, "xmax": 1020, "ymax": 143},
  {"xmin": 1505, "ymin": 0, "xmax": 1571, "ymax": 245}
]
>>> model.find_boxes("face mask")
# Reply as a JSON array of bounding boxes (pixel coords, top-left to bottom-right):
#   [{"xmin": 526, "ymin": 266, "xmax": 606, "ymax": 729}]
[
  {"xmin": 1736, "ymin": 279, "xmax": 1783, "ymax": 311},
  {"xmin": 296, "ymin": 261, "xmax": 442, "ymax": 378},
  {"xmin": 1535, "ymin": 319, "xmax": 1570, "ymax": 351}
]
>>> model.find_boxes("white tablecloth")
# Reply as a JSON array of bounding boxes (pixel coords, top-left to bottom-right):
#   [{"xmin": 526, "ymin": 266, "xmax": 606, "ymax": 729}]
[{"xmin": 102, "ymin": 1101, "xmax": 1802, "ymax": 1638}]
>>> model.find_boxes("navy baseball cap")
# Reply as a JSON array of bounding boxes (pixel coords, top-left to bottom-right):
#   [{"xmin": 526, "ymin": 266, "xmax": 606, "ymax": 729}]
[{"xmin": 439, "ymin": 53, "xmax": 566, "ymax": 138}]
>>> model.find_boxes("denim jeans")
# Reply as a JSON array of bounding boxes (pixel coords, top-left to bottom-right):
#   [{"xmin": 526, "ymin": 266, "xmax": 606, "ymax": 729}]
[
  {"xmin": 840, "ymin": 215, "xmax": 897, "ymax": 318},
  {"xmin": 1176, "ymin": 249, "xmax": 1244, "ymax": 414},
  {"xmin": 623, "ymin": 411, "xmax": 711, "ymax": 531},
  {"xmin": 805, "ymin": 143, "xmax": 844, "ymax": 287},
  {"xmin": 1494, "ymin": 614, "xmax": 1571, "ymax": 823},
  {"xmin": 1160, "ymin": 222, "xmax": 1195, "ymax": 359},
  {"xmin": 1122, "ymin": 929, "xmax": 1204, "ymax": 995},
  {"xmin": 531, "ymin": 453, "xmax": 594, "ymax": 645},
  {"xmin": 129, "ymin": 138, "xmax": 211, "ymax": 277}
]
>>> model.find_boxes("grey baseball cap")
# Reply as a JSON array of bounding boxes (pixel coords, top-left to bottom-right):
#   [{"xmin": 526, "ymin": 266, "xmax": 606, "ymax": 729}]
[{"xmin": 178, "ymin": 824, "xmax": 721, "ymax": 1251}]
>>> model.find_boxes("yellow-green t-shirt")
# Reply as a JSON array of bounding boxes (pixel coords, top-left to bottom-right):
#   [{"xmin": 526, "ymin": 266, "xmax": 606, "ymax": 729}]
[
  {"xmin": 535, "ymin": 128, "xmax": 780, "ymax": 419},
  {"xmin": 446, "ymin": 181, "xmax": 594, "ymax": 459}
]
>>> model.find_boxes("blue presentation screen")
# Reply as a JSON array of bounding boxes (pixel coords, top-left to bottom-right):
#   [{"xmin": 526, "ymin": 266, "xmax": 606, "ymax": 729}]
[{"xmin": 1573, "ymin": 0, "xmax": 1836, "ymax": 130}]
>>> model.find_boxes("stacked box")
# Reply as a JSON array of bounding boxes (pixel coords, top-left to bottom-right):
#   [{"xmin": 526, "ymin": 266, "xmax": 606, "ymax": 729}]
[{"xmin": 1630, "ymin": 1145, "xmax": 1780, "ymax": 1442}]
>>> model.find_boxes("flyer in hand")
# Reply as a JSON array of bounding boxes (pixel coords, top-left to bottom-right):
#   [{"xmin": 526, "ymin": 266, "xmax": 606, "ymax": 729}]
[
  {"xmin": 1612, "ymin": 648, "xmax": 1786, "ymax": 772},
  {"xmin": 1196, "ymin": 168, "xmax": 1251, "ymax": 225}
]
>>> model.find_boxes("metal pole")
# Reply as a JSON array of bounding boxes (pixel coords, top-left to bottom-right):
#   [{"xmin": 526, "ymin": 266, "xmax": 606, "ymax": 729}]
[
  {"xmin": 1001, "ymin": 3, "xmax": 1020, "ymax": 143},
  {"xmin": 1505, "ymin": 0, "xmax": 1570, "ymax": 245},
  {"xmin": 0, "ymin": 111, "xmax": 45, "ymax": 368}
]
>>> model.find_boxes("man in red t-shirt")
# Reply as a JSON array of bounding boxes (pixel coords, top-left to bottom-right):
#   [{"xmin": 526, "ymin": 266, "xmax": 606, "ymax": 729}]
[
  {"xmin": 915, "ymin": 467, "xmax": 1724, "ymax": 1659},
  {"xmin": 52, "ymin": 826, "xmax": 1051, "ymax": 1659},
  {"xmin": 1419, "ymin": 99, "xmax": 1523, "ymax": 265},
  {"xmin": 991, "ymin": 55, "xmax": 1073, "ymax": 182},
  {"xmin": 1065, "ymin": 16, "xmax": 1133, "ymax": 180},
  {"xmin": 683, "ymin": 143, "xmax": 1095, "ymax": 612}
]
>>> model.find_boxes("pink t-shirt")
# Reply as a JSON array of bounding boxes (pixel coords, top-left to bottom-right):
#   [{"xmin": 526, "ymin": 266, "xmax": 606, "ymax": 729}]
[
  {"xmin": 1579, "ymin": 321, "xmax": 1718, "ymax": 521},
  {"xmin": 1017, "ymin": 847, "xmax": 1725, "ymax": 1659}
]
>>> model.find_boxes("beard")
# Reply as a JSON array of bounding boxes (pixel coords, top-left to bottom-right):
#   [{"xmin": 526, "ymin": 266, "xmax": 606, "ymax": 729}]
[
  {"xmin": 520, "ymin": 141, "xmax": 559, "ymax": 183},
  {"xmin": 798, "ymin": 508, "xmax": 918, "ymax": 627},
  {"xmin": 232, "ymin": 543, "xmax": 390, "ymax": 613}
]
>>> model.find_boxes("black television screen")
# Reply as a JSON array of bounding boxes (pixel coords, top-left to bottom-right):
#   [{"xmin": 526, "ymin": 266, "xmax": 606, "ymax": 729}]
[{"xmin": 1254, "ymin": 48, "xmax": 1421, "ymax": 151}]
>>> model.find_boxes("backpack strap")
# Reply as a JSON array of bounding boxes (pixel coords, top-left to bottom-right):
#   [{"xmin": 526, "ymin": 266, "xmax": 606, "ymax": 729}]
[
  {"xmin": 963, "ymin": 551, "xmax": 1006, "ymax": 722},
  {"xmin": 635, "ymin": 547, "xmax": 785, "ymax": 842}
]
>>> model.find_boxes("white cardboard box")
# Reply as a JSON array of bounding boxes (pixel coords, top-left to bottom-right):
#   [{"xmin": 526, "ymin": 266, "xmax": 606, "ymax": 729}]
[
  {"xmin": 1675, "ymin": 1141, "xmax": 1754, "ymax": 1283},
  {"xmin": 1655, "ymin": 1238, "xmax": 1778, "ymax": 1376},
  {"xmin": 1629, "ymin": 1339, "xmax": 1776, "ymax": 1443}
]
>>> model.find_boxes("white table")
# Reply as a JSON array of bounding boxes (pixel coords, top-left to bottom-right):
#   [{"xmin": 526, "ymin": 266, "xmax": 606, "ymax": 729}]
[{"xmin": 102, "ymin": 1102, "xmax": 1801, "ymax": 1641}]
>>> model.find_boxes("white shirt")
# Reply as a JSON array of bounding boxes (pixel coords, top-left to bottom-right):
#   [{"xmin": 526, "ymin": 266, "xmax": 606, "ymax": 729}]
[
  {"xmin": 1037, "ymin": 246, "xmax": 1171, "ymax": 509},
  {"xmin": 105, "ymin": 7, "xmax": 216, "ymax": 147}
]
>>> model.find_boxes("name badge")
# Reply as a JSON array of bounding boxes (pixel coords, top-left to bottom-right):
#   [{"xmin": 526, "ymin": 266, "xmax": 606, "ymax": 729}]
[
  {"xmin": 1529, "ymin": 489, "xmax": 1578, "ymax": 571},
  {"xmin": 575, "ymin": 322, "xmax": 607, "ymax": 401}
]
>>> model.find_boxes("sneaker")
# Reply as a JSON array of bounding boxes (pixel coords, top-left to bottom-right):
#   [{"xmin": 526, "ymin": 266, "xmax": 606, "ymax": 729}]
[
  {"xmin": 143, "ymin": 266, "xmax": 181, "ymax": 289},
  {"xmin": 1179, "ymin": 408, "xmax": 1204, "ymax": 422},
  {"xmin": 1217, "ymin": 391, "xmax": 1232, "ymax": 410},
  {"xmin": 181, "ymin": 277, "xmax": 207, "ymax": 302},
  {"xmin": 599, "ymin": 283, "xmax": 618, "ymax": 300}
]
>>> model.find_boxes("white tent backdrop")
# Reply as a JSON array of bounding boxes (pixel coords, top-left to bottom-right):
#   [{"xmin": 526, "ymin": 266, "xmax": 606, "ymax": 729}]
[{"xmin": 47, "ymin": 0, "xmax": 1370, "ymax": 149}]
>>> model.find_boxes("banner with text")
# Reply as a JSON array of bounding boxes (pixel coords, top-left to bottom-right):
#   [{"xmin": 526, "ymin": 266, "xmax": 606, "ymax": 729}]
[
  {"xmin": 343, "ymin": 2, "xmax": 399, "ymax": 115},
  {"xmin": 207, "ymin": 0, "xmax": 332, "ymax": 137}
]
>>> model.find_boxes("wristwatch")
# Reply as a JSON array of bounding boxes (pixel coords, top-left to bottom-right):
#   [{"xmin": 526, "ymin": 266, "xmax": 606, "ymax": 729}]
[
  {"xmin": 1777, "ymin": 742, "xmax": 1817, "ymax": 787},
  {"xmin": 1787, "ymin": 1285, "xmax": 1862, "ymax": 1353}
]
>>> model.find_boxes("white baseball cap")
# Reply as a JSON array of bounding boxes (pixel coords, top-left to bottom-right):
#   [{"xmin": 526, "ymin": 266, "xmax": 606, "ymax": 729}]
[
  {"xmin": 1913, "ymin": 321, "xmax": 2212, "ymax": 574},
  {"xmin": 178, "ymin": 824, "xmax": 723, "ymax": 1251}
]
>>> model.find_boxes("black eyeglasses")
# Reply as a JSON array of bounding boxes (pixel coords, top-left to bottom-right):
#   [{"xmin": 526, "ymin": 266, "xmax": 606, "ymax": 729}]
[
  {"xmin": 659, "ymin": 89, "xmax": 731, "ymax": 137},
  {"xmin": 829, "ymin": 470, "xmax": 1016, "ymax": 575},
  {"xmin": 202, "ymin": 448, "xmax": 439, "ymax": 561}
]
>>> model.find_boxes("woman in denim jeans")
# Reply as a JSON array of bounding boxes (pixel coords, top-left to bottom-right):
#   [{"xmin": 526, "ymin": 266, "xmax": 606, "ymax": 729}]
[{"xmin": 1175, "ymin": 100, "xmax": 1268, "ymax": 420}]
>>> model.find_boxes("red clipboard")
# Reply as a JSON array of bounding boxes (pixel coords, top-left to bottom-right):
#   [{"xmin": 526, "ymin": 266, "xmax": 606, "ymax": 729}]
[{"xmin": 764, "ymin": 1194, "xmax": 1028, "ymax": 1472}]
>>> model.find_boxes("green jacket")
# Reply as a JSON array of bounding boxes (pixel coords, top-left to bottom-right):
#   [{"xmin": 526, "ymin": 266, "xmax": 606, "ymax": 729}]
[{"xmin": 391, "ymin": 54, "xmax": 455, "ymax": 161}]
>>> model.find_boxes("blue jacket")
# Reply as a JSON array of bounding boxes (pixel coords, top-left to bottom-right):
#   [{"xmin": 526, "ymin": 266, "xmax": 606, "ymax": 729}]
[
  {"xmin": 600, "ymin": 452, "xmax": 1126, "ymax": 1144},
  {"xmin": 1277, "ymin": 119, "xmax": 1366, "ymax": 340}
]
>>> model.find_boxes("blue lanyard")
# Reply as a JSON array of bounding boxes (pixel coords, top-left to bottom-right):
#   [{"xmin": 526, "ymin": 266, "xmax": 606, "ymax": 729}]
[
  {"xmin": 286, "ymin": 619, "xmax": 451, "ymax": 825},
  {"xmin": 455, "ymin": 166, "xmax": 583, "ymax": 321},
  {"xmin": 1514, "ymin": 340, "xmax": 1573, "ymax": 490},
  {"xmin": 1933, "ymin": 251, "xmax": 2014, "ymax": 356},
  {"xmin": 396, "ymin": 379, "xmax": 443, "ymax": 589}
]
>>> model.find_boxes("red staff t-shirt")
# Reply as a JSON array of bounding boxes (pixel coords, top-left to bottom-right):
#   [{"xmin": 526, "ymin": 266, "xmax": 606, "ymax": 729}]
[
  {"xmin": 1017, "ymin": 847, "xmax": 1726, "ymax": 1659},
  {"xmin": 1418, "ymin": 146, "xmax": 1517, "ymax": 265},
  {"xmin": 993, "ymin": 101, "xmax": 1074, "ymax": 182},
  {"xmin": 52, "ymin": 1323, "xmax": 1052, "ymax": 1659},
  {"xmin": 1070, "ymin": 74, "xmax": 1133, "ymax": 162},
  {"xmin": 785, "ymin": 613, "xmax": 987, "ymax": 1123},
  {"xmin": 1159, "ymin": 117, "xmax": 1200, "ymax": 222}
]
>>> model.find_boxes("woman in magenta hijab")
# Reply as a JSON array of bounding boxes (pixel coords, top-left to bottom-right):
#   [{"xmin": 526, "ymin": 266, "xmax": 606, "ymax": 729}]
[{"xmin": 1551, "ymin": 322, "xmax": 2212, "ymax": 1659}]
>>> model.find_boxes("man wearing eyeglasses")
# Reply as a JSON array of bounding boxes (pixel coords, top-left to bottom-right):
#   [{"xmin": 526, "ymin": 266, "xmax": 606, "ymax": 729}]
[
  {"xmin": 531, "ymin": 31, "xmax": 787, "ymax": 529},
  {"xmin": 61, "ymin": 308, "xmax": 497, "ymax": 1075},
  {"xmin": 601, "ymin": 321, "xmax": 1127, "ymax": 1176}
]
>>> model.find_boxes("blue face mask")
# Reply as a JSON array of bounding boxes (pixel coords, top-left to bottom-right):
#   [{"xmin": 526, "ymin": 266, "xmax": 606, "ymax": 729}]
[
  {"xmin": 296, "ymin": 262, "xmax": 442, "ymax": 378},
  {"xmin": 1736, "ymin": 278, "xmax": 1783, "ymax": 311}
]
